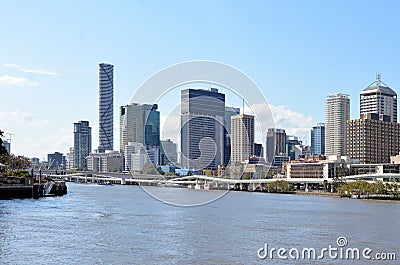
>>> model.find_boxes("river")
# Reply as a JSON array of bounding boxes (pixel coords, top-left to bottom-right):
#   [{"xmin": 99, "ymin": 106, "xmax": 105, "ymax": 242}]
[{"xmin": 0, "ymin": 183, "xmax": 398, "ymax": 264}]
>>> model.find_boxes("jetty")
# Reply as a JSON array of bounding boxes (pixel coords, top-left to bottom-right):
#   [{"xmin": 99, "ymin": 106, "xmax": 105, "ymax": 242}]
[{"xmin": 0, "ymin": 175, "xmax": 67, "ymax": 199}]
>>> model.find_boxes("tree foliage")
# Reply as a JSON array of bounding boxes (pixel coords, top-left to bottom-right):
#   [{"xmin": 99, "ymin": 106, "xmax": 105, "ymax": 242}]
[
  {"xmin": 266, "ymin": 180, "xmax": 294, "ymax": 193},
  {"xmin": 0, "ymin": 154, "xmax": 32, "ymax": 170},
  {"xmin": 0, "ymin": 130, "xmax": 8, "ymax": 156},
  {"xmin": 337, "ymin": 180, "xmax": 399, "ymax": 197}
]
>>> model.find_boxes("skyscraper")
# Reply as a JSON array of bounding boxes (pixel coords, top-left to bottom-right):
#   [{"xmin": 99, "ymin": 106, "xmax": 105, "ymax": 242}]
[
  {"xmin": 311, "ymin": 123, "xmax": 325, "ymax": 155},
  {"xmin": 74, "ymin": 121, "xmax": 92, "ymax": 170},
  {"xmin": 98, "ymin": 63, "xmax": 114, "ymax": 152},
  {"xmin": 360, "ymin": 73, "xmax": 397, "ymax": 122},
  {"xmin": 180, "ymin": 88, "xmax": 225, "ymax": 170},
  {"xmin": 266, "ymin": 128, "xmax": 286, "ymax": 163},
  {"xmin": 224, "ymin": 106, "xmax": 240, "ymax": 165},
  {"xmin": 119, "ymin": 103, "xmax": 160, "ymax": 167},
  {"xmin": 231, "ymin": 114, "xmax": 254, "ymax": 163},
  {"xmin": 325, "ymin": 93, "xmax": 350, "ymax": 156}
]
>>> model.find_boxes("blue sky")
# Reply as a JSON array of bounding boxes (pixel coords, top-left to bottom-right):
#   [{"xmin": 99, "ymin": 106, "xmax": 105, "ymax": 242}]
[{"xmin": 1, "ymin": 0, "xmax": 400, "ymax": 159}]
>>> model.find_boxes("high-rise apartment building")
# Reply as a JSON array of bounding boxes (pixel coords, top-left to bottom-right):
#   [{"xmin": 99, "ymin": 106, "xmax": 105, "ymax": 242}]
[
  {"xmin": 347, "ymin": 113, "xmax": 400, "ymax": 164},
  {"xmin": 266, "ymin": 128, "xmax": 286, "ymax": 163},
  {"xmin": 360, "ymin": 73, "xmax": 397, "ymax": 122},
  {"xmin": 231, "ymin": 114, "xmax": 254, "ymax": 163},
  {"xmin": 325, "ymin": 93, "xmax": 350, "ymax": 156},
  {"xmin": 311, "ymin": 123, "xmax": 325, "ymax": 155},
  {"xmin": 98, "ymin": 63, "xmax": 114, "ymax": 152},
  {"xmin": 224, "ymin": 106, "xmax": 241, "ymax": 165},
  {"xmin": 180, "ymin": 88, "xmax": 225, "ymax": 170},
  {"xmin": 73, "ymin": 121, "xmax": 92, "ymax": 170}
]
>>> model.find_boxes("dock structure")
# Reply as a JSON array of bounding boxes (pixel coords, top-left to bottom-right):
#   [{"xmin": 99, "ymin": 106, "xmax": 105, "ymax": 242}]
[{"xmin": 0, "ymin": 175, "xmax": 67, "ymax": 199}]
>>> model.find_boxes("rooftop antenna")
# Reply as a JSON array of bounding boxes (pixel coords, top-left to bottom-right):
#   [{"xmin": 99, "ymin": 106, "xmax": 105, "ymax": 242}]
[
  {"xmin": 376, "ymin": 72, "xmax": 381, "ymax": 86},
  {"xmin": 242, "ymin": 98, "xmax": 245, "ymax": 115}
]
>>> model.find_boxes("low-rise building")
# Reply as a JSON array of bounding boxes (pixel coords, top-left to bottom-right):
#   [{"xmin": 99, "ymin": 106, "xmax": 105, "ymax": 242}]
[{"xmin": 87, "ymin": 151, "xmax": 123, "ymax": 172}]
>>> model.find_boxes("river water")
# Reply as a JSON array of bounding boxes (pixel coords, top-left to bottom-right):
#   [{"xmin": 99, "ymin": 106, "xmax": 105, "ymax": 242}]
[{"xmin": 0, "ymin": 183, "xmax": 398, "ymax": 264}]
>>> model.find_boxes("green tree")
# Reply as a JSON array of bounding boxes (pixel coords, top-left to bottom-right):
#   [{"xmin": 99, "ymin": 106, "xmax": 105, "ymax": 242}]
[{"xmin": 0, "ymin": 130, "xmax": 8, "ymax": 156}]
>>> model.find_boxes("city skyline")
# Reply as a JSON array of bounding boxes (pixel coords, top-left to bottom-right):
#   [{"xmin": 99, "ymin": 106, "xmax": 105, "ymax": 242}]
[{"xmin": 2, "ymin": 1, "xmax": 400, "ymax": 158}]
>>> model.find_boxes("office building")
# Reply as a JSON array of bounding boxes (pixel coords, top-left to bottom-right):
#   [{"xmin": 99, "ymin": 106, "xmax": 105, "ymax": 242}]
[
  {"xmin": 311, "ymin": 123, "xmax": 325, "ymax": 155},
  {"xmin": 66, "ymin": 147, "xmax": 74, "ymax": 170},
  {"xmin": 119, "ymin": 103, "xmax": 160, "ymax": 154},
  {"xmin": 231, "ymin": 114, "xmax": 255, "ymax": 163},
  {"xmin": 286, "ymin": 135, "xmax": 302, "ymax": 161},
  {"xmin": 360, "ymin": 73, "xmax": 397, "ymax": 122},
  {"xmin": 325, "ymin": 93, "xmax": 350, "ymax": 156},
  {"xmin": 98, "ymin": 63, "xmax": 114, "ymax": 152},
  {"xmin": 73, "ymin": 121, "xmax": 92, "ymax": 170},
  {"xmin": 266, "ymin": 128, "xmax": 286, "ymax": 163},
  {"xmin": 160, "ymin": 139, "xmax": 178, "ymax": 165},
  {"xmin": 347, "ymin": 113, "xmax": 400, "ymax": 164},
  {"xmin": 47, "ymin": 152, "xmax": 65, "ymax": 170},
  {"xmin": 224, "ymin": 106, "xmax": 241, "ymax": 165},
  {"xmin": 87, "ymin": 150, "xmax": 123, "ymax": 172},
  {"xmin": 124, "ymin": 142, "xmax": 143, "ymax": 171},
  {"xmin": 254, "ymin": 143, "xmax": 263, "ymax": 158},
  {"xmin": 180, "ymin": 88, "xmax": 225, "ymax": 170}
]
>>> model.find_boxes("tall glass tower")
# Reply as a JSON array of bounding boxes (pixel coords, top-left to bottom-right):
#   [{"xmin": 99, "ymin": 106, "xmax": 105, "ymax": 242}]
[
  {"xmin": 311, "ymin": 123, "xmax": 325, "ymax": 155},
  {"xmin": 180, "ymin": 88, "xmax": 225, "ymax": 170},
  {"xmin": 98, "ymin": 63, "xmax": 114, "ymax": 152}
]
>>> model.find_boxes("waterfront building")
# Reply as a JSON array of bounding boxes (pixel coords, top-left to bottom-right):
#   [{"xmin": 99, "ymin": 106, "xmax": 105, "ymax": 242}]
[
  {"xmin": 160, "ymin": 139, "xmax": 178, "ymax": 165},
  {"xmin": 360, "ymin": 73, "xmax": 397, "ymax": 122},
  {"xmin": 98, "ymin": 63, "xmax": 114, "ymax": 152},
  {"xmin": 87, "ymin": 150, "xmax": 123, "ymax": 172},
  {"xmin": 346, "ymin": 113, "xmax": 400, "ymax": 164},
  {"xmin": 180, "ymin": 88, "xmax": 225, "ymax": 170},
  {"xmin": 119, "ymin": 103, "xmax": 160, "ymax": 155},
  {"xmin": 325, "ymin": 93, "xmax": 350, "ymax": 156},
  {"xmin": 224, "ymin": 106, "xmax": 241, "ymax": 165},
  {"xmin": 73, "ymin": 121, "xmax": 92, "ymax": 170},
  {"xmin": 254, "ymin": 143, "xmax": 263, "ymax": 158},
  {"xmin": 311, "ymin": 123, "xmax": 325, "ymax": 155},
  {"xmin": 47, "ymin": 152, "xmax": 65, "ymax": 170},
  {"xmin": 231, "ymin": 114, "xmax": 255, "ymax": 163},
  {"xmin": 266, "ymin": 128, "xmax": 286, "ymax": 163}
]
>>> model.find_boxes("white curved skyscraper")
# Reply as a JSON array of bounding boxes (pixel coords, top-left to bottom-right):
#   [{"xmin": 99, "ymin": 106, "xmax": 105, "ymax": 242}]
[{"xmin": 98, "ymin": 63, "xmax": 114, "ymax": 152}]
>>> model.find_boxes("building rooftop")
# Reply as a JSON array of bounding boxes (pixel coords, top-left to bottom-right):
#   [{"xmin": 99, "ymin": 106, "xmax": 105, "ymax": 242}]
[{"xmin": 361, "ymin": 73, "xmax": 397, "ymax": 96}]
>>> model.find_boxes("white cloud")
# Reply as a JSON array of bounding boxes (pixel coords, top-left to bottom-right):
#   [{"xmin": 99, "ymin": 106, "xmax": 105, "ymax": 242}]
[
  {"xmin": 4, "ymin": 63, "xmax": 59, "ymax": 76},
  {"xmin": 270, "ymin": 104, "xmax": 315, "ymax": 143},
  {"xmin": 243, "ymin": 103, "xmax": 316, "ymax": 144},
  {"xmin": 0, "ymin": 75, "xmax": 38, "ymax": 87},
  {"xmin": 22, "ymin": 68, "xmax": 59, "ymax": 76}
]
